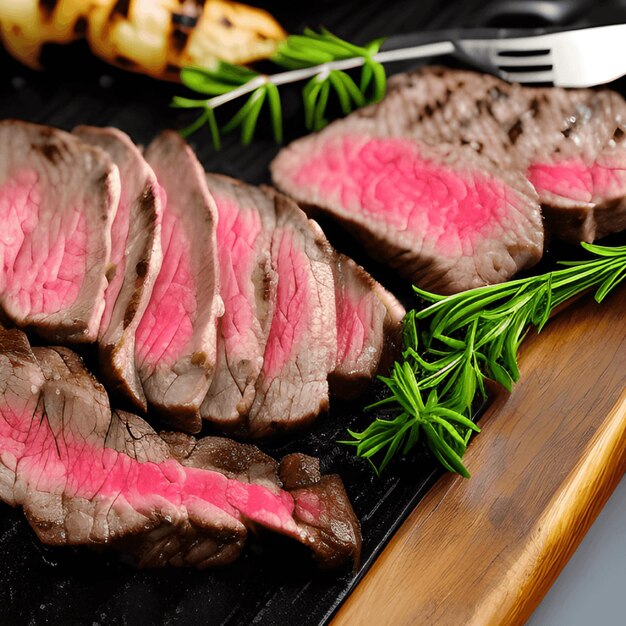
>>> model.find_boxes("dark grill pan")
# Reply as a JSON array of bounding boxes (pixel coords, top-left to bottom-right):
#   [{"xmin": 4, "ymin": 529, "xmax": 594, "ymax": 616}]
[{"xmin": 0, "ymin": 0, "xmax": 617, "ymax": 624}]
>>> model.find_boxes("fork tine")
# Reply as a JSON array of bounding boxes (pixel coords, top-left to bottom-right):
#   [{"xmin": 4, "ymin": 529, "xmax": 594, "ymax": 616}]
[
  {"xmin": 493, "ymin": 53, "xmax": 552, "ymax": 66},
  {"xmin": 498, "ymin": 70, "xmax": 554, "ymax": 84}
]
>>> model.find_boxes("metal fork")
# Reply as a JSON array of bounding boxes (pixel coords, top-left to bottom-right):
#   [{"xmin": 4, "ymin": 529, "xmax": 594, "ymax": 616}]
[
  {"xmin": 455, "ymin": 24, "xmax": 626, "ymax": 87},
  {"xmin": 379, "ymin": 24, "xmax": 626, "ymax": 88}
]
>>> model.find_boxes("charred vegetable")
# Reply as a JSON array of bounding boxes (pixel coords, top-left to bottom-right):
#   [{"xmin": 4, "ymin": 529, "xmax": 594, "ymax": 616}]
[{"xmin": 0, "ymin": 0, "xmax": 285, "ymax": 81}]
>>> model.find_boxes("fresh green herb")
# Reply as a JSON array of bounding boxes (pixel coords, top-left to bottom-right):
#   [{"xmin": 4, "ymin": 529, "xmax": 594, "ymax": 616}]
[
  {"xmin": 173, "ymin": 29, "xmax": 452, "ymax": 145},
  {"xmin": 342, "ymin": 243, "xmax": 626, "ymax": 477}
]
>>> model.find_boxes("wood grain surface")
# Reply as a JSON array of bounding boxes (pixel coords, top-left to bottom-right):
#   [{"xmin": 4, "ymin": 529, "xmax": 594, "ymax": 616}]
[{"xmin": 334, "ymin": 286, "xmax": 626, "ymax": 626}]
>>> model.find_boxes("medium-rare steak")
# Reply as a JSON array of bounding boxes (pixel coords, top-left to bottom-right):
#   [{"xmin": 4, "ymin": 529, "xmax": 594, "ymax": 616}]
[
  {"xmin": 272, "ymin": 128, "xmax": 543, "ymax": 294},
  {"xmin": 200, "ymin": 174, "xmax": 277, "ymax": 428},
  {"xmin": 0, "ymin": 327, "xmax": 360, "ymax": 569},
  {"xmin": 330, "ymin": 253, "xmax": 405, "ymax": 398},
  {"xmin": 364, "ymin": 68, "xmax": 626, "ymax": 242},
  {"xmin": 135, "ymin": 131, "xmax": 223, "ymax": 431},
  {"xmin": 0, "ymin": 120, "xmax": 120, "ymax": 340},
  {"xmin": 199, "ymin": 176, "xmax": 404, "ymax": 436},
  {"xmin": 74, "ymin": 126, "xmax": 163, "ymax": 410},
  {"xmin": 245, "ymin": 192, "xmax": 337, "ymax": 438}
]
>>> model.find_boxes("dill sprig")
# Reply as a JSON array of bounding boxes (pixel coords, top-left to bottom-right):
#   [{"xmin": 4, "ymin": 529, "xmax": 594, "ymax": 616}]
[
  {"xmin": 342, "ymin": 243, "xmax": 626, "ymax": 478},
  {"xmin": 172, "ymin": 28, "xmax": 452, "ymax": 147}
]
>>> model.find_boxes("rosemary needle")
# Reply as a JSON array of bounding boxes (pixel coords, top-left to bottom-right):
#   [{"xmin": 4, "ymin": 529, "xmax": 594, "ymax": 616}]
[
  {"xmin": 342, "ymin": 243, "xmax": 626, "ymax": 477},
  {"xmin": 173, "ymin": 29, "xmax": 389, "ymax": 146}
]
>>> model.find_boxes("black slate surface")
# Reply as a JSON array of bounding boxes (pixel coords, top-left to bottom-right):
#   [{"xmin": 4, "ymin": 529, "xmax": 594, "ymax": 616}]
[{"xmin": 0, "ymin": 1, "xmax": 622, "ymax": 624}]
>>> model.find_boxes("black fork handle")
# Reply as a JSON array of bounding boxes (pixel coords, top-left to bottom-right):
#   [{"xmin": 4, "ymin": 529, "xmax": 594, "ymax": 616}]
[{"xmin": 472, "ymin": 0, "xmax": 591, "ymax": 28}]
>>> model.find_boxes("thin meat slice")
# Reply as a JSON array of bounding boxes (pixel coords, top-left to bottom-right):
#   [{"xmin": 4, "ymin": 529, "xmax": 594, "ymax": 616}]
[
  {"xmin": 331, "ymin": 254, "xmax": 405, "ymax": 398},
  {"xmin": 272, "ymin": 129, "xmax": 543, "ymax": 294},
  {"xmin": 517, "ymin": 89, "xmax": 626, "ymax": 242},
  {"xmin": 245, "ymin": 193, "xmax": 337, "ymax": 438},
  {"xmin": 370, "ymin": 68, "xmax": 626, "ymax": 242},
  {"xmin": 0, "ymin": 327, "xmax": 360, "ymax": 569},
  {"xmin": 74, "ymin": 126, "xmax": 163, "ymax": 410},
  {"xmin": 135, "ymin": 131, "xmax": 223, "ymax": 432},
  {"xmin": 200, "ymin": 174, "xmax": 277, "ymax": 428},
  {"xmin": 0, "ymin": 120, "xmax": 120, "ymax": 341}
]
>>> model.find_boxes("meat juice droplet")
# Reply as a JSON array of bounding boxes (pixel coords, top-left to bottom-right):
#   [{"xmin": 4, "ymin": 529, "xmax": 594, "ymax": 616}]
[{"xmin": 30, "ymin": 384, "xmax": 38, "ymax": 394}]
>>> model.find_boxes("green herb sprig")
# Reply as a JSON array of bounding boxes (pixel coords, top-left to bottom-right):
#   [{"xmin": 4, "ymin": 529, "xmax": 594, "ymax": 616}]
[
  {"xmin": 173, "ymin": 29, "xmax": 453, "ymax": 147},
  {"xmin": 343, "ymin": 243, "xmax": 626, "ymax": 477}
]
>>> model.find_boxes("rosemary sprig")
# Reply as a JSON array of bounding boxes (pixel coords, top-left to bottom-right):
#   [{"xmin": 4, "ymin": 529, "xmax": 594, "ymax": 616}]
[
  {"xmin": 343, "ymin": 243, "xmax": 626, "ymax": 477},
  {"xmin": 173, "ymin": 28, "xmax": 453, "ymax": 146}
]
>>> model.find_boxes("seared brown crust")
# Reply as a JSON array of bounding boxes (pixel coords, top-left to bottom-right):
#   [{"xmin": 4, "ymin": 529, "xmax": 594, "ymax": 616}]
[
  {"xmin": 200, "ymin": 173, "xmax": 277, "ymax": 430},
  {"xmin": 74, "ymin": 125, "xmax": 163, "ymax": 411},
  {"xmin": 272, "ymin": 129, "xmax": 543, "ymax": 295},
  {"xmin": 329, "ymin": 253, "xmax": 405, "ymax": 398},
  {"xmin": 0, "ymin": 120, "xmax": 120, "ymax": 343}
]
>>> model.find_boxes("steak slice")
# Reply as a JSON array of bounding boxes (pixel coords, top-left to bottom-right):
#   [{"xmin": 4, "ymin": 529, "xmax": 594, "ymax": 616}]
[
  {"xmin": 135, "ymin": 131, "xmax": 223, "ymax": 431},
  {"xmin": 272, "ymin": 129, "xmax": 543, "ymax": 294},
  {"xmin": 372, "ymin": 68, "xmax": 626, "ymax": 242},
  {"xmin": 331, "ymin": 253, "xmax": 405, "ymax": 398},
  {"xmin": 0, "ymin": 327, "xmax": 360, "ymax": 569},
  {"xmin": 515, "ymin": 88, "xmax": 626, "ymax": 242},
  {"xmin": 0, "ymin": 120, "xmax": 120, "ymax": 341},
  {"xmin": 74, "ymin": 126, "xmax": 163, "ymax": 411},
  {"xmin": 245, "ymin": 192, "xmax": 337, "ymax": 438},
  {"xmin": 200, "ymin": 174, "xmax": 277, "ymax": 428}
]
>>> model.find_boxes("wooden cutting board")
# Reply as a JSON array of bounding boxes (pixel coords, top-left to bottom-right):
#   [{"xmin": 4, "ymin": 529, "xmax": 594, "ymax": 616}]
[{"xmin": 334, "ymin": 285, "xmax": 626, "ymax": 625}]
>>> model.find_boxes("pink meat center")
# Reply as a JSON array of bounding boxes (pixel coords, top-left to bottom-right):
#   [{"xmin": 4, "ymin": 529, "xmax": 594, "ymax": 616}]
[
  {"xmin": 335, "ymin": 287, "xmax": 367, "ymax": 366},
  {"xmin": 292, "ymin": 134, "xmax": 519, "ymax": 253},
  {"xmin": 99, "ymin": 185, "xmax": 131, "ymax": 334},
  {"xmin": 262, "ymin": 230, "xmax": 311, "ymax": 379},
  {"xmin": 0, "ymin": 170, "xmax": 86, "ymax": 315},
  {"xmin": 213, "ymin": 194, "xmax": 262, "ymax": 358},
  {"xmin": 135, "ymin": 190, "xmax": 196, "ymax": 365},
  {"xmin": 528, "ymin": 156, "xmax": 626, "ymax": 204},
  {"xmin": 0, "ymin": 400, "xmax": 321, "ymax": 537}
]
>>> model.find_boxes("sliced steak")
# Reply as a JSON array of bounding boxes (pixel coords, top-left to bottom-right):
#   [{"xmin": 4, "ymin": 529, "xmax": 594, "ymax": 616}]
[
  {"xmin": 74, "ymin": 126, "xmax": 163, "ymax": 410},
  {"xmin": 369, "ymin": 68, "xmax": 626, "ymax": 242},
  {"xmin": 331, "ymin": 253, "xmax": 405, "ymax": 398},
  {"xmin": 135, "ymin": 131, "xmax": 223, "ymax": 431},
  {"xmin": 272, "ymin": 128, "xmax": 543, "ymax": 294},
  {"xmin": 0, "ymin": 120, "xmax": 120, "ymax": 340},
  {"xmin": 0, "ymin": 327, "xmax": 360, "ymax": 569},
  {"xmin": 245, "ymin": 192, "xmax": 337, "ymax": 438},
  {"xmin": 200, "ymin": 174, "xmax": 277, "ymax": 428}
]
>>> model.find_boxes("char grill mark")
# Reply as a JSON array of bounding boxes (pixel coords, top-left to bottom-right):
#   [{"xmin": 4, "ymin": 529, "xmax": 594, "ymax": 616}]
[
  {"xmin": 390, "ymin": 68, "xmax": 626, "ymax": 243},
  {"xmin": 109, "ymin": 0, "xmax": 132, "ymax": 20},
  {"xmin": 38, "ymin": 0, "xmax": 58, "ymax": 19}
]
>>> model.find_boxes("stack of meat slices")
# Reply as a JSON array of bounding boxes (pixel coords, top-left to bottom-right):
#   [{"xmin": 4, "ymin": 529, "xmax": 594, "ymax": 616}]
[
  {"xmin": 0, "ymin": 120, "xmax": 406, "ymax": 569},
  {"xmin": 0, "ymin": 324, "xmax": 360, "ymax": 569},
  {"xmin": 272, "ymin": 67, "xmax": 626, "ymax": 294},
  {"xmin": 0, "ymin": 120, "xmax": 404, "ymax": 437}
]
